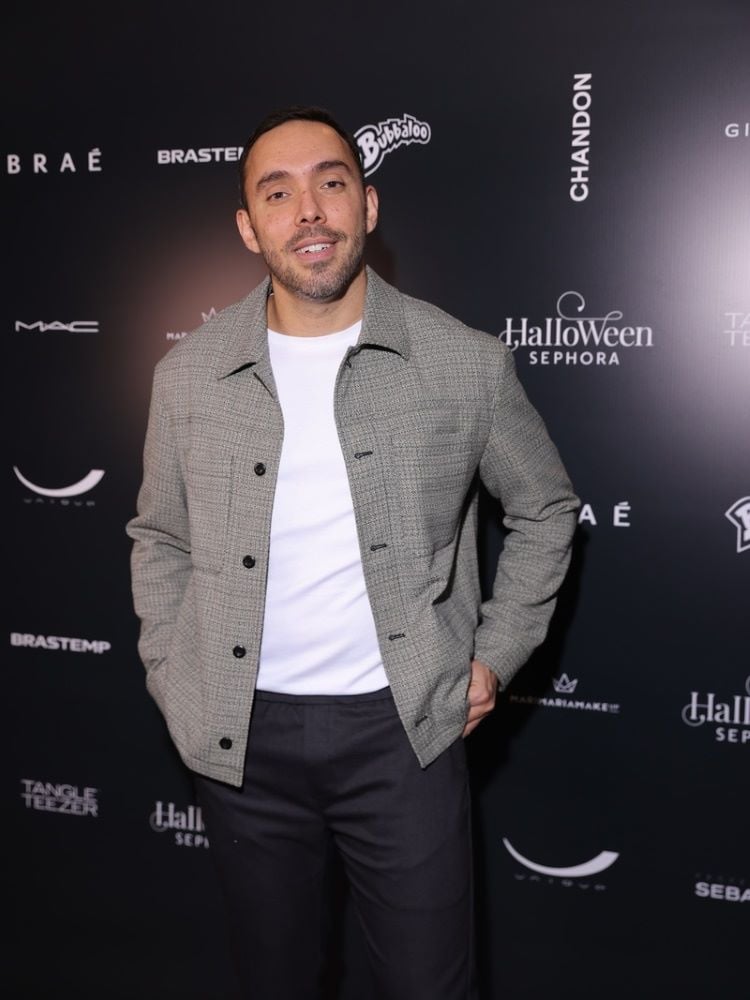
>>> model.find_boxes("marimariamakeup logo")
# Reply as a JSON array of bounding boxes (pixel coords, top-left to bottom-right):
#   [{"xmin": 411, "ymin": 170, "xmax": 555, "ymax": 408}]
[
  {"xmin": 355, "ymin": 114, "xmax": 431, "ymax": 177},
  {"xmin": 509, "ymin": 672, "xmax": 620, "ymax": 715},
  {"xmin": 499, "ymin": 291, "xmax": 653, "ymax": 367},
  {"xmin": 166, "ymin": 306, "xmax": 218, "ymax": 341}
]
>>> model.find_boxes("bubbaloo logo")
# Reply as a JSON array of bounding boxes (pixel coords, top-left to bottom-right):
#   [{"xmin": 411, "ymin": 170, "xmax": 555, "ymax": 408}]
[{"xmin": 355, "ymin": 114, "xmax": 431, "ymax": 177}]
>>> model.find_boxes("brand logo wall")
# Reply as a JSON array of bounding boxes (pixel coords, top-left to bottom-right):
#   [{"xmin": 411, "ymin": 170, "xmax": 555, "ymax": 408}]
[
  {"xmin": 723, "ymin": 311, "xmax": 750, "ymax": 348},
  {"xmin": 724, "ymin": 123, "xmax": 749, "ymax": 138},
  {"xmin": 694, "ymin": 875, "xmax": 748, "ymax": 903},
  {"xmin": 681, "ymin": 676, "xmax": 750, "ymax": 745},
  {"xmin": 499, "ymin": 291, "xmax": 653, "ymax": 366},
  {"xmin": 21, "ymin": 779, "xmax": 98, "ymax": 816},
  {"xmin": 166, "ymin": 307, "xmax": 218, "ymax": 341},
  {"xmin": 13, "ymin": 465, "xmax": 104, "ymax": 506},
  {"xmin": 726, "ymin": 497, "xmax": 750, "ymax": 553},
  {"xmin": 6, "ymin": 149, "xmax": 102, "ymax": 174},
  {"xmin": 15, "ymin": 320, "xmax": 99, "ymax": 333},
  {"xmin": 569, "ymin": 73, "xmax": 592, "ymax": 202},
  {"xmin": 509, "ymin": 672, "xmax": 620, "ymax": 715},
  {"xmin": 10, "ymin": 633, "xmax": 111, "ymax": 653},
  {"xmin": 354, "ymin": 114, "xmax": 431, "ymax": 177},
  {"xmin": 156, "ymin": 147, "xmax": 242, "ymax": 165},
  {"xmin": 503, "ymin": 837, "xmax": 618, "ymax": 891},
  {"xmin": 149, "ymin": 800, "xmax": 209, "ymax": 848}
]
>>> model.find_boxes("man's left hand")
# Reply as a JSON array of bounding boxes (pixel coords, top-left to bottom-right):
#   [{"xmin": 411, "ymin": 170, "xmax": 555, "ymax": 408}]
[{"xmin": 462, "ymin": 659, "xmax": 498, "ymax": 738}]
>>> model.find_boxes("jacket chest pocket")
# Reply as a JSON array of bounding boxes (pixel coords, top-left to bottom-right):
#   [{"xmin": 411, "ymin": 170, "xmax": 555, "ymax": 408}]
[
  {"xmin": 389, "ymin": 430, "xmax": 479, "ymax": 555},
  {"xmin": 185, "ymin": 450, "xmax": 233, "ymax": 573}
]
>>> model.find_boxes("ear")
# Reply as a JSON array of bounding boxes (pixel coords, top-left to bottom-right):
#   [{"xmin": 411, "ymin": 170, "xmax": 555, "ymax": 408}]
[
  {"xmin": 236, "ymin": 209, "xmax": 261, "ymax": 254},
  {"xmin": 364, "ymin": 185, "xmax": 379, "ymax": 235}
]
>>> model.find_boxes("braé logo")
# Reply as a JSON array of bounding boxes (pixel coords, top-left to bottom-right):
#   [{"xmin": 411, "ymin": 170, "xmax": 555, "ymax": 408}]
[
  {"xmin": 726, "ymin": 497, "xmax": 750, "ymax": 553},
  {"xmin": 355, "ymin": 114, "xmax": 431, "ymax": 177}
]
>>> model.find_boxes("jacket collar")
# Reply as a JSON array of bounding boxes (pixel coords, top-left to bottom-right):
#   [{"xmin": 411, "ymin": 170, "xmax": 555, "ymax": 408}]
[{"xmin": 212, "ymin": 266, "xmax": 409, "ymax": 379}]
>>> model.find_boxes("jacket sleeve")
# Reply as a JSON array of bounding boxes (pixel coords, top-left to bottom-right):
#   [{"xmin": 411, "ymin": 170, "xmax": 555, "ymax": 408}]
[
  {"xmin": 126, "ymin": 366, "xmax": 191, "ymax": 684},
  {"xmin": 473, "ymin": 341, "xmax": 580, "ymax": 688}
]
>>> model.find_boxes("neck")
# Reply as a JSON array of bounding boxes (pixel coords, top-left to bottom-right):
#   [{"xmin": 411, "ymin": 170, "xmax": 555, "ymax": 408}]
[{"xmin": 267, "ymin": 268, "xmax": 367, "ymax": 336}]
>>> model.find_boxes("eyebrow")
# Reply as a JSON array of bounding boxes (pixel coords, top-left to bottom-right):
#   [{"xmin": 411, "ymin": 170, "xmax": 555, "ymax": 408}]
[{"xmin": 256, "ymin": 159, "xmax": 353, "ymax": 191}]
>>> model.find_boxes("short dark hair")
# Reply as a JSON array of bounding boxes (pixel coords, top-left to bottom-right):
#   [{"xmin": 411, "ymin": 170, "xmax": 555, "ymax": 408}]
[{"xmin": 238, "ymin": 105, "xmax": 365, "ymax": 211}]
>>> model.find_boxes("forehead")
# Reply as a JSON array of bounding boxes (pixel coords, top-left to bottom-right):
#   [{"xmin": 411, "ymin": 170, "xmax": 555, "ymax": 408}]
[{"xmin": 245, "ymin": 120, "xmax": 357, "ymax": 181}]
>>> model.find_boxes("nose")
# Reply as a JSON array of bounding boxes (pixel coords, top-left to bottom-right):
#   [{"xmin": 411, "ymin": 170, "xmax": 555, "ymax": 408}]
[{"xmin": 295, "ymin": 186, "xmax": 326, "ymax": 226}]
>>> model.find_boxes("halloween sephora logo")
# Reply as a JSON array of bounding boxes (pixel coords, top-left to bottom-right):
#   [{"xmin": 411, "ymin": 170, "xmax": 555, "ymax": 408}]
[
  {"xmin": 499, "ymin": 292, "xmax": 654, "ymax": 367},
  {"xmin": 355, "ymin": 114, "xmax": 431, "ymax": 177},
  {"xmin": 681, "ymin": 676, "xmax": 750, "ymax": 746},
  {"xmin": 149, "ymin": 800, "xmax": 210, "ymax": 848}
]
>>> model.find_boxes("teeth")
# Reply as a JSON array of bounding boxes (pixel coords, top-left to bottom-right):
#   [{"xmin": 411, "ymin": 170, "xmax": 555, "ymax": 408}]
[{"xmin": 297, "ymin": 243, "xmax": 331, "ymax": 254}]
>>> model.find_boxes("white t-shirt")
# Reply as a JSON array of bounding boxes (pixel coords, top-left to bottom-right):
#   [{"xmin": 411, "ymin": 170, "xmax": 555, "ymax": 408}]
[{"xmin": 255, "ymin": 321, "xmax": 389, "ymax": 694}]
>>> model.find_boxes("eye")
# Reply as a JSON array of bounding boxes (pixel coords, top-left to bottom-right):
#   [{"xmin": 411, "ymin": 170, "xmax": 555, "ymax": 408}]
[
  {"xmin": 267, "ymin": 190, "xmax": 288, "ymax": 202},
  {"xmin": 322, "ymin": 179, "xmax": 345, "ymax": 189}
]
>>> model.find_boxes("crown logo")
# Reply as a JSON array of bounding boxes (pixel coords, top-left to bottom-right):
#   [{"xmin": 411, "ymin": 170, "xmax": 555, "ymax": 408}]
[
  {"xmin": 201, "ymin": 306, "xmax": 218, "ymax": 323},
  {"xmin": 553, "ymin": 673, "xmax": 578, "ymax": 694}
]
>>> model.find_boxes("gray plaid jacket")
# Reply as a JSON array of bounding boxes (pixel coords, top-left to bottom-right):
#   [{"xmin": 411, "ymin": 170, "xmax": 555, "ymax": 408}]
[{"xmin": 127, "ymin": 268, "xmax": 579, "ymax": 786}]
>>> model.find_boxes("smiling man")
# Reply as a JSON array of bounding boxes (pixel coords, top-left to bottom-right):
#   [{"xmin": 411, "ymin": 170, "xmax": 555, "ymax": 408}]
[{"xmin": 127, "ymin": 105, "xmax": 579, "ymax": 999}]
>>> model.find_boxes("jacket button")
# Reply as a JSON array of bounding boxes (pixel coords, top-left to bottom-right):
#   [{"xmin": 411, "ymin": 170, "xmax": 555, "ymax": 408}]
[
  {"xmin": 219, "ymin": 737, "xmax": 232, "ymax": 750},
  {"xmin": 242, "ymin": 555, "xmax": 256, "ymax": 568},
  {"xmin": 232, "ymin": 645, "xmax": 246, "ymax": 658},
  {"xmin": 254, "ymin": 462, "xmax": 266, "ymax": 476}
]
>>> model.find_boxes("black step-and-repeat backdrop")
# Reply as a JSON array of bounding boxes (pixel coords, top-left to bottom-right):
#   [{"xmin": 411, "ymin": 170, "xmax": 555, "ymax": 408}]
[{"xmin": 7, "ymin": 2, "xmax": 748, "ymax": 997}]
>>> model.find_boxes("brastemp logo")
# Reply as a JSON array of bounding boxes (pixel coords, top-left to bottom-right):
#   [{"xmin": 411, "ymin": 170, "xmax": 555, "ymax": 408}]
[
  {"xmin": 726, "ymin": 497, "xmax": 750, "ymax": 553},
  {"xmin": 499, "ymin": 291, "xmax": 654, "ymax": 367},
  {"xmin": 13, "ymin": 465, "xmax": 104, "ymax": 506},
  {"xmin": 10, "ymin": 633, "xmax": 111, "ymax": 654},
  {"xmin": 355, "ymin": 114, "xmax": 431, "ymax": 177},
  {"xmin": 6, "ymin": 149, "xmax": 102, "ymax": 174},
  {"xmin": 149, "ymin": 800, "xmax": 209, "ymax": 848},
  {"xmin": 15, "ymin": 320, "xmax": 99, "ymax": 333},
  {"xmin": 157, "ymin": 146, "xmax": 242, "ymax": 165},
  {"xmin": 509, "ymin": 672, "xmax": 620, "ymax": 715},
  {"xmin": 21, "ymin": 779, "xmax": 98, "ymax": 816},
  {"xmin": 503, "ymin": 836, "xmax": 619, "ymax": 891},
  {"xmin": 681, "ymin": 676, "xmax": 750, "ymax": 746}
]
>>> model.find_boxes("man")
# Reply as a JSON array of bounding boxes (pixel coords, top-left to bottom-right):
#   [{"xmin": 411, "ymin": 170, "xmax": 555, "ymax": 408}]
[{"xmin": 127, "ymin": 105, "xmax": 579, "ymax": 999}]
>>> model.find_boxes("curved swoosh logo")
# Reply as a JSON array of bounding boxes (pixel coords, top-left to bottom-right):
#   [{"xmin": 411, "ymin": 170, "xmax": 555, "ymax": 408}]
[
  {"xmin": 502, "ymin": 837, "xmax": 619, "ymax": 877},
  {"xmin": 13, "ymin": 466, "xmax": 105, "ymax": 498}
]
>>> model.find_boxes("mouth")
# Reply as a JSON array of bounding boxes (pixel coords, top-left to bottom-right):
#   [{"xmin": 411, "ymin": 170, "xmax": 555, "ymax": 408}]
[{"xmin": 294, "ymin": 240, "xmax": 336, "ymax": 260}]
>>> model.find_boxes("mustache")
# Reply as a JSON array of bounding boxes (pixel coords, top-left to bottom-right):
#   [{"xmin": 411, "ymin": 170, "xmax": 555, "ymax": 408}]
[{"xmin": 284, "ymin": 226, "xmax": 346, "ymax": 252}]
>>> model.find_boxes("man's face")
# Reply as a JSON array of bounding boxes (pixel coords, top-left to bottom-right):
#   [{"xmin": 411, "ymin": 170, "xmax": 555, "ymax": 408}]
[{"xmin": 237, "ymin": 120, "xmax": 378, "ymax": 302}]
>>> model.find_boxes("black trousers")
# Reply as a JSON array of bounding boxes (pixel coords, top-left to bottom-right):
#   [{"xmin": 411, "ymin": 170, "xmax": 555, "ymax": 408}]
[{"xmin": 194, "ymin": 688, "xmax": 476, "ymax": 1000}]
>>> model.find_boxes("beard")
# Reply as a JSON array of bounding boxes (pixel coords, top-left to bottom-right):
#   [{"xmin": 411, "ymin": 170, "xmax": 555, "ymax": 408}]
[{"xmin": 256, "ymin": 223, "xmax": 366, "ymax": 302}]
